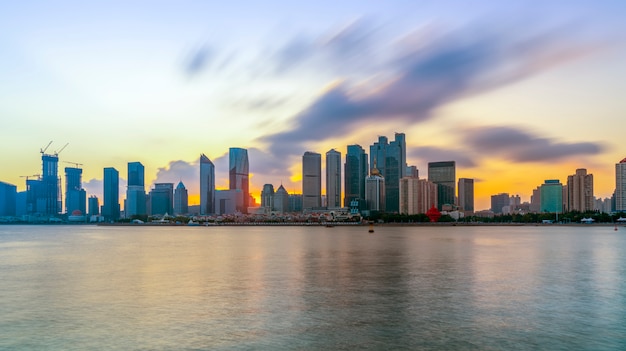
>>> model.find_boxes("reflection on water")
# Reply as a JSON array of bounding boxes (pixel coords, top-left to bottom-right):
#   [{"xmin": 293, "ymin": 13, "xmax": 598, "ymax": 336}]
[{"xmin": 0, "ymin": 225, "xmax": 625, "ymax": 350}]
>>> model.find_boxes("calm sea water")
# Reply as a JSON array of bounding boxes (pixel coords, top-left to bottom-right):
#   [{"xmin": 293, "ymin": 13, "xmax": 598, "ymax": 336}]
[{"xmin": 1, "ymin": 224, "xmax": 625, "ymax": 350}]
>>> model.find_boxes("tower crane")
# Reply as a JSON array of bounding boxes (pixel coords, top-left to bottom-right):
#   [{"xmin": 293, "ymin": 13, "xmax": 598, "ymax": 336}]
[
  {"xmin": 40, "ymin": 141, "xmax": 53, "ymax": 154},
  {"xmin": 63, "ymin": 161, "xmax": 83, "ymax": 168},
  {"xmin": 55, "ymin": 143, "xmax": 69, "ymax": 156}
]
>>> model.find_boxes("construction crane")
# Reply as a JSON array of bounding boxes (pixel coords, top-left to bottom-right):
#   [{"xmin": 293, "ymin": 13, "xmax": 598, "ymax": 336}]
[
  {"xmin": 20, "ymin": 174, "xmax": 41, "ymax": 181},
  {"xmin": 40, "ymin": 141, "xmax": 53, "ymax": 154},
  {"xmin": 63, "ymin": 161, "xmax": 83, "ymax": 168},
  {"xmin": 55, "ymin": 143, "xmax": 69, "ymax": 156}
]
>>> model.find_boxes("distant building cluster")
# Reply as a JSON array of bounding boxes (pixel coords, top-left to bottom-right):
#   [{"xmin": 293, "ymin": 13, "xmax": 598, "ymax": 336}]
[{"xmin": 1, "ymin": 140, "xmax": 625, "ymax": 223}]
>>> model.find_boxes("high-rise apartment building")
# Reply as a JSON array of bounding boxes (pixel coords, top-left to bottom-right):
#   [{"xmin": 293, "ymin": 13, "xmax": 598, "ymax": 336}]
[
  {"xmin": 344, "ymin": 144, "xmax": 368, "ymax": 208},
  {"xmin": 326, "ymin": 149, "xmax": 341, "ymax": 209},
  {"xmin": 399, "ymin": 177, "xmax": 419, "ymax": 215},
  {"xmin": 229, "ymin": 148, "xmax": 249, "ymax": 213},
  {"xmin": 174, "ymin": 181, "xmax": 188, "ymax": 215},
  {"xmin": 458, "ymin": 178, "xmax": 474, "ymax": 213},
  {"xmin": 65, "ymin": 167, "xmax": 86, "ymax": 215},
  {"xmin": 200, "ymin": 154, "xmax": 215, "ymax": 215},
  {"xmin": 428, "ymin": 161, "xmax": 456, "ymax": 210},
  {"xmin": 369, "ymin": 133, "xmax": 406, "ymax": 213},
  {"xmin": 566, "ymin": 169, "xmax": 594, "ymax": 212},
  {"xmin": 365, "ymin": 165, "xmax": 385, "ymax": 212},
  {"xmin": 126, "ymin": 162, "xmax": 146, "ymax": 217},
  {"xmin": 491, "ymin": 193, "xmax": 510, "ymax": 214},
  {"xmin": 540, "ymin": 180, "xmax": 563, "ymax": 213},
  {"xmin": 417, "ymin": 179, "xmax": 438, "ymax": 214},
  {"xmin": 617, "ymin": 158, "xmax": 626, "ymax": 212},
  {"xmin": 102, "ymin": 167, "xmax": 120, "ymax": 221},
  {"xmin": 302, "ymin": 151, "xmax": 322, "ymax": 210},
  {"xmin": 261, "ymin": 184, "xmax": 275, "ymax": 210}
]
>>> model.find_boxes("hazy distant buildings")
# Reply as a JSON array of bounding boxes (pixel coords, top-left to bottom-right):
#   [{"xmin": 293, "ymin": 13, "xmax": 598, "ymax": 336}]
[
  {"xmin": 215, "ymin": 189, "xmax": 243, "ymax": 215},
  {"xmin": 365, "ymin": 165, "xmax": 385, "ymax": 212},
  {"xmin": 261, "ymin": 184, "xmax": 275, "ymax": 210},
  {"xmin": 458, "ymin": 178, "xmax": 474, "ymax": 213},
  {"xmin": 149, "ymin": 183, "xmax": 173, "ymax": 216},
  {"xmin": 491, "ymin": 193, "xmax": 510, "ymax": 215},
  {"xmin": 530, "ymin": 186, "xmax": 541, "ymax": 213},
  {"xmin": 616, "ymin": 158, "xmax": 626, "ymax": 212},
  {"xmin": 126, "ymin": 162, "xmax": 146, "ymax": 217},
  {"xmin": 370, "ymin": 133, "xmax": 406, "ymax": 213},
  {"xmin": 102, "ymin": 167, "xmax": 120, "ymax": 221},
  {"xmin": 541, "ymin": 180, "xmax": 563, "ymax": 213},
  {"xmin": 428, "ymin": 161, "xmax": 456, "ymax": 210},
  {"xmin": 65, "ymin": 166, "xmax": 86, "ymax": 216},
  {"xmin": 566, "ymin": 169, "xmax": 594, "ymax": 212},
  {"xmin": 200, "ymin": 154, "xmax": 215, "ymax": 215},
  {"xmin": 326, "ymin": 149, "xmax": 341, "ymax": 209},
  {"xmin": 344, "ymin": 144, "xmax": 368, "ymax": 208},
  {"xmin": 229, "ymin": 148, "xmax": 249, "ymax": 213},
  {"xmin": 0, "ymin": 181, "xmax": 17, "ymax": 216},
  {"xmin": 302, "ymin": 151, "xmax": 322, "ymax": 210}
]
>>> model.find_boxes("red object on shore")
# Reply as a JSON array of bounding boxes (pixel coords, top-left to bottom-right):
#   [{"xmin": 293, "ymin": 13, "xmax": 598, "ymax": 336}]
[{"xmin": 426, "ymin": 205, "xmax": 441, "ymax": 222}]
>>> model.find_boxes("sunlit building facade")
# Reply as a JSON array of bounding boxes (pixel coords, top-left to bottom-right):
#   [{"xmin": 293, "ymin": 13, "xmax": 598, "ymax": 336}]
[{"xmin": 566, "ymin": 168, "xmax": 594, "ymax": 212}]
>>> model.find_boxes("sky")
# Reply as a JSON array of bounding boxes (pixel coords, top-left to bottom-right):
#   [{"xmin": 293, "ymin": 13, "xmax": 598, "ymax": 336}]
[{"xmin": 1, "ymin": 0, "xmax": 625, "ymax": 211}]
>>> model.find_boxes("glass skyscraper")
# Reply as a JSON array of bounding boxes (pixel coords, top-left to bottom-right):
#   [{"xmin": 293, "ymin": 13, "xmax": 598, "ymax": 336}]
[
  {"xmin": 41, "ymin": 154, "xmax": 60, "ymax": 215},
  {"xmin": 302, "ymin": 151, "xmax": 321, "ymax": 210},
  {"xmin": 200, "ymin": 154, "xmax": 215, "ymax": 215},
  {"xmin": 229, "ymin": 148, "xmax": 249, "ymax": 213},
  {"xmin": 102, "ymin": 167, "xmax": 120, "ymax": 221},
  {"xmin": 540, "ymin": 179, "xmax": 563, "ymax": 213},
  {"xmin": 126, "ymin": 162, "xmax": 146, "ymax": 217},
  {"xmin": 344, "ymin": 144, "xmax": 368, "ymax": 208},
  {"xmin": 428, "ymin": 161, "xmax": 456, "ymax": 210},
  {"xmin": 65, "ymin": 167, "xmax": 86, "ymax": 215},
  {"xmin": 369, "ymin": 133, "xmax": 406, "ymax": 213},
  {"xmin": 174, "ymin": 181, "xmax": 188, "ymax": 215},
  {"xmin": 458, "ymin": 178, "xmax": 474, "ymax": 212},
  {"xmin": 325, "ymin": 149, "xmax": 341, "ymax": 209}
]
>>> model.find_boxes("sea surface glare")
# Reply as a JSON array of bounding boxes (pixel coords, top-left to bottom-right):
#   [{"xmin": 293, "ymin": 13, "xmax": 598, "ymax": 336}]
[{"xmin": 1, "ymin": 225, "xmax": 625, "ymax": 350}]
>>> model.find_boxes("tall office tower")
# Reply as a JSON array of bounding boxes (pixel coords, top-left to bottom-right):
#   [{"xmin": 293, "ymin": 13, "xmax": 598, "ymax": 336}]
[
  {"xmin": 406, "ymin": 166, "xmax": 419, "ymax": 178},
  {"xmin": 417, "ymin": 179, "xmax": 438, "ymax": 214},
  {"xmin": 399, "ymin": 177, "xmax": 419, "ymax": 214},
  {"xmin": 200, "ymin": 154, "xmax": 215, "ymax": 215},
  {"xmin": 229, "ymin": 148, "xmax": 249, "ymax": 213},
  {"xmin": 458, "ymin": 178, "xmax": 474, "ymax": 213},
  {"xmin": 617, "ymin": 158, "xmax": 626, "ymax": 212},
  {"xmin": 149, "ymin": 183, "xmax": 174, "ymax": 216},
  {"xmin": 428, "ymin": 161, "xmax": 456, "ymax": 210},
  {"xmin": 491, "ymin": 193, "xmax": 510, "ymax": 214},
  {"xmin": 65, "ymin": 167, "xmax": 86, "ymax": 215},
  {"xmin": 274, "ymin": 185, "xmax": 289, "ymax": 213},
  {"xmin": 174, "ymin": 181, "xmax": 188, "ymax": 215},
  {"xmin": 261, "ymin": 184, "xmax": 275, "ymax": 210},
  {"xmin": 0, "ymin": 181, "xmax": 17, "ymax": 216},
  {"xmin": 88, "ymin": 196, "xmax": 99, "ymax": 216},
  {"xmin": 103, "ymin": 167, "xmax": 120, "ymax": 221},
  {"xmin": 369, "ymin": 133, "xmax": 406, "ymax": 213},
  {"xmin": 41, "ymin": 154, "xmax": 61, "ymax": 215},
  {"xmin": 344, "ymin": 144, "xmax": 368, "ymax": 208},
  {"xmin": 540, "ymin": 180, "xmax": 563, "ymax": 213},
  {"xmin": 302, "ymin": 151, "xmax": 322, "ymax": 210},
  {"xmin": 126, "ymin": 162, "xmax": 146, "ymax": 217},
  {"xmin": 365, "ymin": 165, "xmax": 385, "ymax": 212},
  {"xmin": 566, "ymin": 169, "xmax": 594, "ymax": 212},
  {"xmin": 326, "ymin": 149, "xmax": 342, "ymax": 209}
]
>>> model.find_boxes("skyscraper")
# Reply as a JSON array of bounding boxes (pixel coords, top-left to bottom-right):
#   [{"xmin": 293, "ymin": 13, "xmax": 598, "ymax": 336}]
[
  {"xmin": 616, "ymin": 158, "xmax": 626, "ymax": 212},
  {"xmin": 149, "ymin": 183, "xmax": 174, "ymax": 216},
  {"xmin": 65, "ymin": 166, "xmax": 86, "ymax": 215},
  {"xmin": 229, "ymin": 148, "xmax": 249, "ymax": 213},
  {"xmin": 344, "ymin": 144, "xmax": 368, "ymax": 208},
  {"xmin": 41, "ymin": 154, "xmax": 60, "ymax": 215},
  {"xmin": 0, "ymin": 181, "xmax": 17, "ymax": 216},
  {"xmin": 369, "ymin": 133, "xmax": 406, "ymax": 213},
  {"xmin": 200, "ymin": 154, "xmax": 215, "ymax": 215},
  {"xmin": 399, "ymin": 177, "xmax": 419, "ymax": 215},
  {"xmin": 88, "ymin": 195, "xmax": 99, "ymax": 216},
  {"xmin": 365, "ymin": 165, "xmax": 385, "ymax": 212},
  {"xmin": 302, "ymin": 151, "xmax": 322, "ymax": 210},
  {"xmin": 566, "ymin": 169, "xmax": 594, "ymax": 212},
  {"xmin": 261, "ymin": 184, "xmax": 275, "ymax": 210},
  {"xmin": 326, "ymin": 149, "xmax": 341, "ymax": 209},
  {"xmin": 417, "ymin": 179, "xmax": 438, "ymax": 214},
  {"xmin": 102, "ymin": 167, "xmax": 120, "ymax": 221},
  {"xmin": 428, "ymin": 161, "xmax": 456, "ymax": 210},
  {"xmin": 126, "ymin": 162, "xmax": 146, "ymax": 217},
  {"xmin": 458, "ymin": 178, "xmax": 474, "ymax": 213},
  {"xmin": 540, "ymin": 180, "xmax": 563, "ymax": 213},
  {"xmin": 174, "ymin": 181, "xmax": 188, "ymax": 215},
  {"xmin": 274, "ymin": 185, "xmax": 289, "ymax": 213}
]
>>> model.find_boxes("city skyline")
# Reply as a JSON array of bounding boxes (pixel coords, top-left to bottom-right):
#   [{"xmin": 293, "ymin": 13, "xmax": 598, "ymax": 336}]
[{"xmin": 1, "ymin": 1, "xmax": 625, "ymax": 210}]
